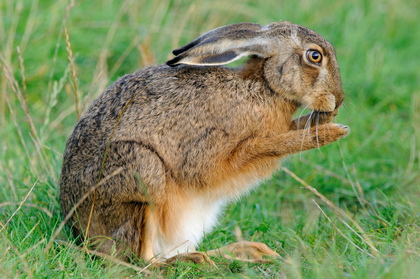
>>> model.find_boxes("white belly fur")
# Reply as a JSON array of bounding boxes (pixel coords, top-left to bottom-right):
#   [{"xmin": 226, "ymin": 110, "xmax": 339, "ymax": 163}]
[
  {"xmin": 153, "ymin": 174, "xmax": 267, "ymax": 258},
  {"xmin": 153, "ymin": 194, "xmax": 226, "ymax": 258}
]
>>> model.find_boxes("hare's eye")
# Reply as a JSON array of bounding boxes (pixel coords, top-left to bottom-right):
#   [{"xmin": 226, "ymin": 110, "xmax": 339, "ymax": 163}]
[{"xmin": 306, "ymin": 50, "xmax": 322, "ymax": 65}]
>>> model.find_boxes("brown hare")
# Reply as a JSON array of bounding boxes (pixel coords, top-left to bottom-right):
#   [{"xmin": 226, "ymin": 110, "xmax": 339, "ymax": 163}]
[{"xmin": 60, "ymin": 21, "xmax": 349, "ymax": 264}]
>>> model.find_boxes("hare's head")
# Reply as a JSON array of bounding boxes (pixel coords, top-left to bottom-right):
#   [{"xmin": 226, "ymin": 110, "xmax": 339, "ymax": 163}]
[{"xmin": 167, "ymin": 21, "xmax": 343, "ymax": 114}]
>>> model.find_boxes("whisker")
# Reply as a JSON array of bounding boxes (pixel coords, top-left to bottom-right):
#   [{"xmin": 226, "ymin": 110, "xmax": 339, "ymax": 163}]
[
  {"xmin": 345, "ymin": 99, "xmax": 358, "ymax": 110},
  {"xmin": 304, "ymin": 110, "xmax": 314, "ymax": 131},
  {"xmin": 316, "ymin": 112, "xmax": 320, "ymax": 149},
  {"xmin": 299, "ymin": 104, "xmax": 311, "ymax": 115},
  {"xmin": 300, "ymin": 110, "xmax": 314, "ymax": 152},
  {"xmin": 341, "ymin": 103, "xmax": 351, "ymax": 121},
  {"xmin": 297, "ymin": 104, "xmax": 311, "ymax": 129}
]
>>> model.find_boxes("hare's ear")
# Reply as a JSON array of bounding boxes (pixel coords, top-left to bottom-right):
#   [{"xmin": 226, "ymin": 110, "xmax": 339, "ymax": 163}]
[{"xmin": 166, "ymin": 23, "xmax": 276, "ymax": 66}]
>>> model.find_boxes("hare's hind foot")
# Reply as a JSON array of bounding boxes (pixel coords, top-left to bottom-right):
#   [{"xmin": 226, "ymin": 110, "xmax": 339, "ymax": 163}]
[
  {"xmin": 208, "ymin": 241, "xmax": 279, "ymax": 263},
  {"xmin": 161, "ymin": 241, "xmax": 279, "ymax": 266},
  {"xmin": 165, "ymin": 252, "xmax": 216, "ymax": 266}
]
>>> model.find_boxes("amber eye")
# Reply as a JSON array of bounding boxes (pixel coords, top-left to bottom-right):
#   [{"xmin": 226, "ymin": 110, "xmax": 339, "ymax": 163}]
[{"xmin": 306, "ymin": 50, "xmax": 322, "ymax": 65}]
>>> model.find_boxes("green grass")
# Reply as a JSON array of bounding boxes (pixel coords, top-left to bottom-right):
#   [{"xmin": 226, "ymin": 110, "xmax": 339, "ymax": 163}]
[{"xmin": 1, "ymin": 0, "xmax": 419, "ymax": 277}]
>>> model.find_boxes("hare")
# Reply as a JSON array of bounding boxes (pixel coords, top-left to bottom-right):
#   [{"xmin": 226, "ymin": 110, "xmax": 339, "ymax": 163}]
[{"xmin": 60, "ymin": 21, "xmax": 349, "ymax": 264}]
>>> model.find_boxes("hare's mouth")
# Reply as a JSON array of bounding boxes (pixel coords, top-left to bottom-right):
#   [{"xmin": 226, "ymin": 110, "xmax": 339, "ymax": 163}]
[{"xmin": 302, "ymin": 91, "xmax": 337, "ymax": 113}]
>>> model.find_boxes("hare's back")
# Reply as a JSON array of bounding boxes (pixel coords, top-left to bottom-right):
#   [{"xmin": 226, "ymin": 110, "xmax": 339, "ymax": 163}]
[{"xmin": 61, "ymin": 63, "xmax": 244, "ymax": 183}]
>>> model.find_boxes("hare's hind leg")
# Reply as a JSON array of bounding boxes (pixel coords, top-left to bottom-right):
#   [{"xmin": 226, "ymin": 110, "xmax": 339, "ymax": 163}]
[
  {"xmin": 94, "ymin": 201, "xmax": 148, "ymax": 261},
  {"xmin": 93, "ymin": 140, "xmax": 168, "ymax": 261},
  {"xmin": 94, "ymin": 201, "xmax": 164, "ymax": 262}
]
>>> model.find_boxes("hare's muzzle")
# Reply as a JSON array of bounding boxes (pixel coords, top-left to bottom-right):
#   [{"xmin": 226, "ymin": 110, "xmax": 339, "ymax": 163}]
[{"xmin": 334, "ymin": 91, "xmax": 344, "ymax": 110}]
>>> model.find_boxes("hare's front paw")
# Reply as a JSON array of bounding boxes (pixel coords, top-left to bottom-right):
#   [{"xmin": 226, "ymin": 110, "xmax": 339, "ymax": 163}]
[{"xmin": 311, "ymin": 123, "xmax": 350, "ymax": 145}]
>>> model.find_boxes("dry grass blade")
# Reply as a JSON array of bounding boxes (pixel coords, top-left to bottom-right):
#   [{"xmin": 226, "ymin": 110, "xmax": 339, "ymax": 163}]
[
  {"xmin": 18, "ymin": 0, "xmax": 38, "ymax": 53},
  {"xmin": 298, "ymin": 158, "xmax": 351, "ymax": 185},
  {"xmin": 4, "ymin": 92, "xmax": 34, "ymax": 174},
  {"xmin": 169, "ymin": 3, "xmax": 196, "ymax": 52},
  {"xmin": 0, "ymin": 179, "xmax": 38, "ymax": 233},
  {"xmin": 0, "ymin": 202, "xmax": 53, "ymax": 218},
  {"xmin": 337, "ymin": 146, "xmax": 369, "ymax": 211},
  {"xmin": 1, "ymin": 53, "xmax": 54, "ymax": 177},
  {"xmin": 46, "ymin": 0, "xmax": 75, "ymax": 93},
  {"xmin": 411, "ymin": 93, "xmax": 420, "ymax": 177},
  {"xmin": 92, "ymin": 0, "xmax": 132, "ymax": 94},
  {"xmin": 312, "ymin": 200, "xmax": 374, "ymax": 257},
  {"xmin": 281, "ymin": 166, "xmax": 382, "ymax": 257},
  {"xmin": 64, "ymin": 27, "xmax": 80, "ymax": 120},
  {"xmin": 20, "ymin": 239, "xmax": 46, "ymax": 259},
  {"xmin": 1, "ymin": 0, "xmax": 22, "ymax": 66},
  {"xmin": 1, "ymin": 231, "xmax": 33, "ymax": 278},
  {"xmin": 16, "ymin": 47, "xmax": 27, "ymax": 100},
  {"xmin": 44, "ymin": 168, "xmax": 124, "ymax": 252},
  {"xmin": 109, "ymin": 35, "xmax": 141, "ymax": 76}
]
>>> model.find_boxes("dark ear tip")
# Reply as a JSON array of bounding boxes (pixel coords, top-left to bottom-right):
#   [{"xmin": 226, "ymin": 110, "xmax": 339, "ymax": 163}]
[
  {"xmin": 166, "ymin": 56, "xmax": 180, "ymax": 66},
  {"xmin": 172, "ymin": 49, "xmax": 183, "ymax": 56},
  {"xmin": 172, "ymin": 41, "xmax": 197, "ymax": 56}
]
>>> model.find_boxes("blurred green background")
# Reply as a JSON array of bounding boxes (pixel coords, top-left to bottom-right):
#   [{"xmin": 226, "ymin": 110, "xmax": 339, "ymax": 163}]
[{"xmin": 0, "ymin": 0, "xmax": 419, "ymax": 277}]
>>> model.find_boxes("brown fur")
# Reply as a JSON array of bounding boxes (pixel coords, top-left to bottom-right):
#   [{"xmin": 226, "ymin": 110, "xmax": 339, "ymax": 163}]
[{"xmin": 60, "ymin": 21, "xmax": 349, "ymax": 263}]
